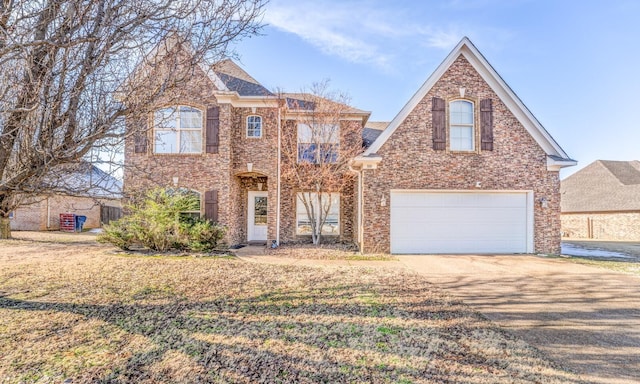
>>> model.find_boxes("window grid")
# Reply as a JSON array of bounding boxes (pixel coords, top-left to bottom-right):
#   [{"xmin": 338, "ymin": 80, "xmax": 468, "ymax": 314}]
[
  {"xmin": 297, "ymin": 123, "xmax": 339, "ymax": 164},
  {"xmin": 296, "ymin": 192, "xmax": 340, "ymax": 235},
  {"xmin": 247, "ymin": 115, "xmax": 262, "ymax": 138},
  {"xmin": 449, "ymin": 100, "xmax": 474, "ymax": 151},
  {"xmin": 154, "ymin": 106, "xmax": 203, "ymax": 154}
]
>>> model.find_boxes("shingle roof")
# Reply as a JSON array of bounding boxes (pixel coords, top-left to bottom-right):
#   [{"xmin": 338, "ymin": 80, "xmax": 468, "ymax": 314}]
[
  {"xmin": 363, "ymin": 121, "xmax": 389, "ymax": 147},
  {"xmin": 282, "ymin": 93, "xmax": 369, "ymax": 115},
  {"xmin": 213, "ymin": 59, "xmax": 273, "ymax": 96},
  {"xmin": 45, "ymin": 162, "xmax": 122, "ymax": 199},
  {"xmin": 561, "ymin": 160, "xmax": 640, "ymax": 213}
]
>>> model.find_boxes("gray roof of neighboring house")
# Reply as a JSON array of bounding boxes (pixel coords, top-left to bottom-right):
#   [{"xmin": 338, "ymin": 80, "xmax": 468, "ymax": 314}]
[
  {"xmin": 213, "ymin": 59, "xmax": 273, "ymax": 96},
  {"xmin": 363, "ymin": 121, "xmax": 389, "ymax": 148},
  {"xmin": 50, "ymin": 162, "xmax": 122, "ymax": 199},
  {"xmin": 282, "ymin": 93, "xmax": 370, "ymax": 115},
  {"xmin": 561, "ymin": 160, "xmax": 640, "ymax": 213}
]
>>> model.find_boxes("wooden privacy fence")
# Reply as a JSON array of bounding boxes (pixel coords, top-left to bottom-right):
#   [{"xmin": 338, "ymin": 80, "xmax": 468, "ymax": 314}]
[{"xmin": 101, "ymin": 205, "xmax": 122, "ymax": 225}]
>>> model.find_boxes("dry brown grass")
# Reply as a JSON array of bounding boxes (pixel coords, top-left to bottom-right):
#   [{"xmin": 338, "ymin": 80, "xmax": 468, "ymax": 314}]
[{"xmin": 0, "ymin": 232, "xmax": 579, "ymax": 383}]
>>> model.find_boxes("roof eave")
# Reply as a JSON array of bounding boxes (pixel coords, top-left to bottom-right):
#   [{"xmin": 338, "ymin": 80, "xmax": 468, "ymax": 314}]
[{"xmin": 547, "ymin": 156, "xmax": 578, "ymax": 171}]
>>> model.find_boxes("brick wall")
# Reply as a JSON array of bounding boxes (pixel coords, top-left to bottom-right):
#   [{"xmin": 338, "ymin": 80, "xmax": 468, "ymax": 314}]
[
  {"xmin": 123, "ymin": 66, "xmax": 238, "ymax": 244},
  {"xmin": 10, "ymin": 195, "xmax": 105, "ymax": 231},
  {"xmin": 562, "ymin": 212, "xmax": 640, "ymax": 241},
  {"xmin": 361, "ymin": 55, "xmax": 561, "ymax": 254}
]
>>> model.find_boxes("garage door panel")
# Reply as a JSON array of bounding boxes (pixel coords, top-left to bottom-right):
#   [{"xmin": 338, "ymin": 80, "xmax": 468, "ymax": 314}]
[{"xmin": 390, "ymin": 191, "xmax": 530, "ymax": 254}]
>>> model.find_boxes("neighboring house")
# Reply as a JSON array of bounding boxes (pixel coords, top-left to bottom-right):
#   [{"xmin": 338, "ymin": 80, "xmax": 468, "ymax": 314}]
[
  {"xmin": 561, "ymin": 160, "xmax": 640, "ymax": 240},
  {"xmin": 124, "ymin": 37, "xmax": 575, "ymax": 254},
  {"xmin": 10, "ymin": 163, "xmax": 122, "ymax": 231}
]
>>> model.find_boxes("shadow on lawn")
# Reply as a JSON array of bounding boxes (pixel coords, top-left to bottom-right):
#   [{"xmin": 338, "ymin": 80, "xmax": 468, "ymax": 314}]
[
  {"xmin": 431, "ymin": 271, "xmax": 640, "ymax": 383},
  {"xmin": 0, "ymin": 284, "xmax": 575, "ymax": 383}
]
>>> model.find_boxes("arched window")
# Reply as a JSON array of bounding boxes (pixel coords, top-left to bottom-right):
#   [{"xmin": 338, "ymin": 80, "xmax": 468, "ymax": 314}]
[
  {"xmin": 449, "ymin": 100, "xmax": 474, "ymax": 151},
  {"xmin": 247, "ymin": 115, "xmax": 262, "ymax": 138},
  {"xmin": 166, "ymin": 188, "xmax": 201, "ymax": 219},
  {"xmin": 154, "ymin": 106, "xmax": 203, "ymax": 153}
]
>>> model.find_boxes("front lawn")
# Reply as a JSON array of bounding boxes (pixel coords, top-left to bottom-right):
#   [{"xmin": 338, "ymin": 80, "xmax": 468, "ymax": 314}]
[{"xmin": 0, "ymin": 233, "xmax": 577, "ymax": 383}]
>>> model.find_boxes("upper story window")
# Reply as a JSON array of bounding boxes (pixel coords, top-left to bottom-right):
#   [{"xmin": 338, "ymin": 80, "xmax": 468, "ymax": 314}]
[
  {"xmin": 297, "ymin": 123, "xmax": 339, "ymax": 164},
  {"xmin": 154, "ymin": 106, "xmax": 203, "ymax": 154},
  {"xmin": 247, "ymin": 115, "xmax": 262, "ymax": 138},
  {"xmin": 449, "ymin": 100, "xmax": 474, "ymax": 151}
]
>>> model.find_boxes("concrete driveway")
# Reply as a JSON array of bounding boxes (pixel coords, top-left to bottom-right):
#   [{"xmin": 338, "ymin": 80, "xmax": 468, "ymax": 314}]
[{"xmin": 397, "ymin": 255, "xmax": 640, "ymax": 384}]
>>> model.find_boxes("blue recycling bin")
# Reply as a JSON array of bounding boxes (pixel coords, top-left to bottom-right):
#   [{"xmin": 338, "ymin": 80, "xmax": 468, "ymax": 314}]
[{"xmin": 75, "ymin": 215, "xmax": 87, "ymax": 232}]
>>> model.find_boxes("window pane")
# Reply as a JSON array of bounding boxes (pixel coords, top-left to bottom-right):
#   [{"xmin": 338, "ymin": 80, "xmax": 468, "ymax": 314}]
[
  {"xmin": 297, "ymin": 123, "xmax": 313, "ymax": 143},
  {"xmin": 247, "ymin": 116, "xmax": 262, "ymax": 137},
  {"xmin": 180, "ymin": 130, "xmax": 202, "ymax": 153},
  {"xmin": 298, "ymin": 143, "xmax": 318, "ymax": 163},
  {"xmin": 450, "ymin": 126, "xmax": 473, "ymax": 150},
  {"xmin": 320, "ymin": 143, "xmax": 338, "ymax": 163},
  {"xmin": 254, "ymin": 196, "xmax": 267, "ymax": 225},
  {"xmin": 154, "ymin": 108, "xmax": 177, "ymax": 129},
  {"xmin": 450, "ymin": 101, "xmax": 473, "ymax": 124},
  {"xmin": 155, "ymin": 130, "xmax": 177, "ymax": 153},
  {"xmin": 180, "ymin": 107, "xmax": 202, "ymax": 128},
  {"xmin": 296, "ymin": 192, "xmax": 340, "ymax": 235}
]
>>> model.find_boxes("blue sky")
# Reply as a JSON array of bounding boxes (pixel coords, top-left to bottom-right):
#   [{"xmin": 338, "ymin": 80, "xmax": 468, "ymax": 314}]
[{"xmin": 233, "ymin": 0, "xmax": 640, "ymax": 178}]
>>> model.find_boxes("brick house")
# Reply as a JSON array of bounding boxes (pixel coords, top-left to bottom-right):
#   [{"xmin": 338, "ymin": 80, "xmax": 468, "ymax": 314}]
[
  {"xmin": 125, "ymin": 37, "xmax": 575, "ymax": 254},
  {"xmin": 561, "ymin": 160, "xmax": 640, "ymax": 240},
  {"xmin": 10, "ymin": 164, "xmax": 121, "ymax": 231}
]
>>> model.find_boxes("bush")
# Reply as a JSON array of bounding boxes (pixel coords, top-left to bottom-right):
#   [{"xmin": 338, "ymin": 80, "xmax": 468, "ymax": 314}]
[{"xmin": 98, "ymin": 188, "xmax": 226, "ymax": 252}]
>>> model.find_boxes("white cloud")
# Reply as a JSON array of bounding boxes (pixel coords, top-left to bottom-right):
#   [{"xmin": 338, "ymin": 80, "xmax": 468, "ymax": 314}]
[
  {"xmin": 263, "ymin": 1, "xmax": 510, "ymax": 70},
  {"xmin": 265, "ymin": 4, "xmax": 391, "ymax": 69}
]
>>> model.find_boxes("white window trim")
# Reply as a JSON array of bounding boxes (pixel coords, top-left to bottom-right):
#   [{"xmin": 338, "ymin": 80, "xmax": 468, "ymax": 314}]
[
  {"xmin": 296, "ymin": 192, "xmax": 340, "ymax": 236},
  {"xmin": 449, "ymin": 99, "xmax": 475, "ymax": 152},
  {"xmin": 153, "ymin": 105, "xmax": 203, "ymax": 154},
  {"xmin": 246, "ymin": 115, "xmax": 263, "ymax": 138}
]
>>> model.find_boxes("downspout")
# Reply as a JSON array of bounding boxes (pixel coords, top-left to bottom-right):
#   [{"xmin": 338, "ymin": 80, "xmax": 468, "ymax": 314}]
[
  {"xmin": 348, "ymin": 163, "xmax": 363, "ymax": 252},
  {"xmin": 276, "ymin": 106, "xmax": 282, "ymax": 245}
]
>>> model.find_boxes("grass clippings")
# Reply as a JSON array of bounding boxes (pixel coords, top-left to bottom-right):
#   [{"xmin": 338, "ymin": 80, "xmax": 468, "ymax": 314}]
[
  {"xmin": 0, "ymin": 232, "xmax": 577, "ymax": 383},
  {"xmin": 266, "ymin": 243, "xmax": 397, "ymax": 261}
]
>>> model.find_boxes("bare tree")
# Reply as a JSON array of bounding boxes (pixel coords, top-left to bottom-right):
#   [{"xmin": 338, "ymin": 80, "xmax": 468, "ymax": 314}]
[
  {"xmin": 0, "ymin": 0, "xmax": 266, "ymax": 238},
  {"xmin": 280, "ymin": 81, "xmax": 366, "ymax": 245}
]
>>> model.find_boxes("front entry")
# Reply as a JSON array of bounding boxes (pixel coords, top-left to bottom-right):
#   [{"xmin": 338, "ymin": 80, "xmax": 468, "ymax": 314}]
[{"xmin": 247, "ymin": 191, "xmax": 268, "ymax": 242}]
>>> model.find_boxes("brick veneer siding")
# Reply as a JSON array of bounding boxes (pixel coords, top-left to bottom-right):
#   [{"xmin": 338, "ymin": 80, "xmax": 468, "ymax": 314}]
[
  {"xmin": 124, "ymin": 67, "xmax": 239, "ymax": 244},
  {"xmin": 230, "ymin": 107, "xmax": 279, "ymax": 242},
  {"xmin": 361, "ymin": 55, "xmax": 561, "ymax": 254},
  {"xmin": 562, "ymin": 212, "xmax": 640, "ymax": 241},
  {"xmin": 278, "ymin": 119, "xmax": 360, "ymax": 244}
]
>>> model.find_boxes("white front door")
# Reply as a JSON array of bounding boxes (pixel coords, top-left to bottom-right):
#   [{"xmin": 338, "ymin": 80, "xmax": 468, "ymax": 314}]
[{"xmin": 248, "ymin": 191, "xmax": 268, "ymax": 242}]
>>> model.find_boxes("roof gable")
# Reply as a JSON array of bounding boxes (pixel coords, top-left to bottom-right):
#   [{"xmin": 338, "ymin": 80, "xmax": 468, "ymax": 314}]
[
  {"xmin": 364, "ymin": 37, "xmax": 575, "ymax": 169},
  {"xmin": 213, "ymin": 59, "xmax": 273, "ymax": 96},
  {"xmin": 561, "ymin": 160, "xmax": 640, "ymax": 212}
]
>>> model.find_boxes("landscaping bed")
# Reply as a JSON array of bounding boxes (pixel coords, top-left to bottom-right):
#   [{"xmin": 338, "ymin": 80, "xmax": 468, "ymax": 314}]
[
  {"xmin": 0, "ymin": 232, "xmax": 577, "ymax": 383},
  {"xmin": 266, "ymin": 242, "xmax": 396, "ymax": 261}
]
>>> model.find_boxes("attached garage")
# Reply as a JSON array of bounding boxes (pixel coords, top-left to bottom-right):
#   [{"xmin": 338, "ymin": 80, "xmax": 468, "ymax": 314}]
[{"xmin": 390, "ymin": 190, "xmax": 534, "ymax": 254}]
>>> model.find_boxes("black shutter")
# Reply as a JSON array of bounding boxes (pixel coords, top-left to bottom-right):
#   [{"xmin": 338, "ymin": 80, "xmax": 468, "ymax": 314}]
[
  {"xmin": 206, "ymin": 106, "xmax": 220, "ymax": 154},
  {"xmin": 480, "ymin": 99, "xmax": 494, "ymax": 151},
  {"xmin": 432, "ymin": 97, "xmax": 446, "ymax": 150},
  {"xmin": 205, "ymin": 190, "xmax": 219, "ymax": 223}
]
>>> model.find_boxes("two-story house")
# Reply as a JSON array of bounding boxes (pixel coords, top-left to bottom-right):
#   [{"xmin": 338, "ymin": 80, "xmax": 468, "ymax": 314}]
[{"xmin": 125, "ymin": 37, "xmax": 576, "ymax": 254}]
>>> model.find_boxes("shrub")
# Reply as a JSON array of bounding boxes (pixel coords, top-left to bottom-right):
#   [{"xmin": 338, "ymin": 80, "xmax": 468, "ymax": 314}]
[{"xmin": 98, "ymin": 188, "xmax": 226, "ymax": 252}]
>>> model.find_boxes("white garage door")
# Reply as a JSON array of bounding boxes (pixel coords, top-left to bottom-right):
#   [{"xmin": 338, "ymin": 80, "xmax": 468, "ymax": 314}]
[{"xmin": 390, "ymin": 191, "xmax": 532, "ymax": 254}]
